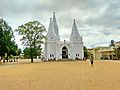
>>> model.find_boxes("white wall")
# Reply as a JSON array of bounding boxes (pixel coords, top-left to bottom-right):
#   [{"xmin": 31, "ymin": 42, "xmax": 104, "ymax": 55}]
[
  {"xmin": 71, "ymin": 42, "xmax": 84, "ymax": 59},
  {"xmin": 44, "ymin": 41, "xmax": 84, "ymax": 60},
  {"xmin": 46, "ymin": 42, "xmax": 56, "ymax": 60}
]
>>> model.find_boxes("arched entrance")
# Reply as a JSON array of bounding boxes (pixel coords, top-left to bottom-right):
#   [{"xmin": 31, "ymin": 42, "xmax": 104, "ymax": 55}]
[{"xmin": 62, "ymin": 46, "xmax": 68, "ymax": 59}]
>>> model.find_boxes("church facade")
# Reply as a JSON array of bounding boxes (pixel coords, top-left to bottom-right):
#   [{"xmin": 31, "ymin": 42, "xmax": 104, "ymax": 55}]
[{"xmin": 44, "ymin": 12, "xmax": 84, "ymax": 60}]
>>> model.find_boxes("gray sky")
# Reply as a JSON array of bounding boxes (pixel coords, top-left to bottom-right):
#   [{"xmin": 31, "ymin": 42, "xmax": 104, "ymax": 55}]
[{"xmin": 0, "ymin": 0, "xmax": 120, "ymax": 49}]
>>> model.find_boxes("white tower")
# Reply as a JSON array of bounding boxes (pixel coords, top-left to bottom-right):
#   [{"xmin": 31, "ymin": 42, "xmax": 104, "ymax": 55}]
[
  {"xmin": 44, "ymin": 17, "xmax": 57, "ymax": 60},
  {"xmin": 70, "ymin": 19, "xmax": 84, "ymax": 59},
  {"xmin": 44, "ymin": 12, "xmax": 60, "ymax": 60}
]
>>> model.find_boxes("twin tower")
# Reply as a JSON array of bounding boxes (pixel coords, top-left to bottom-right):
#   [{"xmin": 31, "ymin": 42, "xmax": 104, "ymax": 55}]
[{"xmin": 44, "ymin": 12, "xmax": 84, "ymax": 60}]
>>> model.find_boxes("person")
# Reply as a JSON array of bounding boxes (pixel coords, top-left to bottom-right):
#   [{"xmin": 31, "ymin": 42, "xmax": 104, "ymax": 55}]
[{"xmin": 90, "ymin": 54, "xmax": 94, "ymax": 67}]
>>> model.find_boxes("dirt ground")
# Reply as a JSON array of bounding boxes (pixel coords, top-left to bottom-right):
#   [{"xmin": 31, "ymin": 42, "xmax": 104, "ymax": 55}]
[{"xmin": 0, "ymin": 60, "xmax": 120, "ymax": 90}]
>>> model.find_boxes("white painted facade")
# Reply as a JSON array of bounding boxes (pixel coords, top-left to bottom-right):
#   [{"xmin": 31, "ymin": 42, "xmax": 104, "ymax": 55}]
[{"xmin": 44, "ymin": 12, "xmax": 84, "ymax": 60}]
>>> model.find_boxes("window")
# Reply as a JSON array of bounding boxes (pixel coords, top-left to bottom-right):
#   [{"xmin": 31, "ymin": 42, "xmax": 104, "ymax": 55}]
[
  {"xmin": 76, "ymin": 54, "xmax": 79, "ymax": 57},
  {"xmin": 50, "ymin": 54, "xmax": 54, "ymax": 57},
  {"xmin": 52, "ymin": 54, "xmax": 54, "ymax": 57}
]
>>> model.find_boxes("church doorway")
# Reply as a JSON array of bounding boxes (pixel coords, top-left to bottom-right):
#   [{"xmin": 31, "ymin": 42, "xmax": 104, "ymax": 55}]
[{"xmin": 62, "ymin": 46, "xmax": 68, "ymax": 59}]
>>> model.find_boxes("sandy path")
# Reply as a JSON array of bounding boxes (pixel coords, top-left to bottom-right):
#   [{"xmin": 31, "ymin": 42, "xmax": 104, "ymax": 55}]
[{"xmin": 0, "ymin": 60, "xmax": 120, "ymax": 90}]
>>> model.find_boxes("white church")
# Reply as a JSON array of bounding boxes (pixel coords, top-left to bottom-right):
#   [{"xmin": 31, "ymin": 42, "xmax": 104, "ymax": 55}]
[{"xmin": 44, "ymin": 12, "xmax": 84, "ymax": 60}]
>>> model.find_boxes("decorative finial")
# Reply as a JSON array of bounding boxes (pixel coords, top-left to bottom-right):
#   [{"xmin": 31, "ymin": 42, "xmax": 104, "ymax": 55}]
[
  {"xmin": 73, "ymin": 19, "xmax": 75, "ymax": 22},
  {"xmin": 64, "ymin": 40, "xmax": 66, "ymax": 44},
  {"xmin": 53, "ymin": 12, "xmax": 55, "ymax": 15}
]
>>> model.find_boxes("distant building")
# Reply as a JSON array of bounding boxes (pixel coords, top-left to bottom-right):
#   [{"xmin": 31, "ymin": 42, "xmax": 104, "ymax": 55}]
[
  {"xmin": 88, "ymin": 46, "xmax": 116, "ymax": 60},
  {"xmin": 44, "ymin": 12, "xmax": 84, "ymax": 60}
]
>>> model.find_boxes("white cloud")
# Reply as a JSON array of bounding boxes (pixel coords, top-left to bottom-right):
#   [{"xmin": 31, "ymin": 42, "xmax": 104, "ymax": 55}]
[{"xmin": 0, "ymin": 0, "xmax": 120, "ymax": 49}]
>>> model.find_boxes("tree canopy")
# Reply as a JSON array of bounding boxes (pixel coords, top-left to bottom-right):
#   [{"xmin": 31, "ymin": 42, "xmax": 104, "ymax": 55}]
[
  {"xmin": 0, "ymin": 18, "xmax": 18, "ymax": 61},
  {"xmin": 109, "ymin": 40, "xmax": 115, "ymax": 47},
  {"xmin": 83, "ymin": 46, "xmax": 89, "ymax": 58},
  {"xmin": 109, "ymin": 40, "xmax": 120, "ymax": 60},
  {"xmin": 114, "ymin": 47, "xmax": 120, "ymax": 60},
  {"xmin": 15, "ymin": 21, "xmax": 46, "ymax": 62}
]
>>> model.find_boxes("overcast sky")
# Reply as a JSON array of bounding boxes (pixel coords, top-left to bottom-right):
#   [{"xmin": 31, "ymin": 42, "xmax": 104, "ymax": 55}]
[{"xmin": 0, "ymin": 0, "xmax": 120, "ymax": 49}]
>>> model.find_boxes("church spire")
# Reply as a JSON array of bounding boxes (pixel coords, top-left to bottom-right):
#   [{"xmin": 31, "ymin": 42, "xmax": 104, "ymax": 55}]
[
  {"xmin": 70, "ymin": 19, "xmax": 81, "ymax": 41},
  {"xmin": 53, "ymin": 12, "xmax": 60, "ymax": 41},
  {"xmin": 47, "ymin": 18, "xmax": 55, "ymax": 41}
]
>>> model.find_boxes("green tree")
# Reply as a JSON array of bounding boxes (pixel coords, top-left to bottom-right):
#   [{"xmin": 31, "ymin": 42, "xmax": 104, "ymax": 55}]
[
  {"xmin": 114, "ymin": 47, "xmax": 120, "ymax": 60},
  {"xmin": 23, "ymin": 47, "xmax": 31, "ymax": 59},
  {"xmin": 109, "ymin": 40, "xmax": 120, "ymax": 60},
  {"xmin": 15, "ymin": 21, "xmax": 46, "ymax": 62},
  {"xmin": 23, "ymin": 46, "xmax": 42, "ymax": 59},
  {"xmin": 0, "ymin": 18, "xmax": 18, "ymax": 62},
  {"xmin": 83, "ymin": 46, "xmax": 89, "ymax": 58},
  {"xmin": 109, "ymin": 40, "xmax": 115, "ymax": 47},
  {"xmin": 17, "ymin": 49, "xmax": 22, "ymax": 56}
]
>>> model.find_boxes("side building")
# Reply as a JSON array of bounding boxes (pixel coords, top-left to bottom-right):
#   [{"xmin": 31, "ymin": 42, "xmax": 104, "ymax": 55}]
[{"xmin": 88, "ymin": 46, "xmax": 116, "ymax": 60}]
